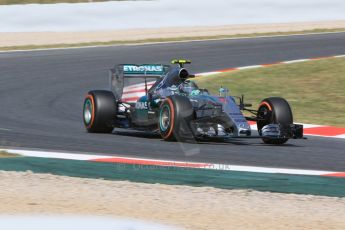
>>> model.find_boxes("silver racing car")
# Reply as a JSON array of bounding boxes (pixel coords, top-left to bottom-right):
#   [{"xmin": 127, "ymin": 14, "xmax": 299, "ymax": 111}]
[{"xmin": 83, "ymin": 59, "xmax": 303, "ymax": 144}]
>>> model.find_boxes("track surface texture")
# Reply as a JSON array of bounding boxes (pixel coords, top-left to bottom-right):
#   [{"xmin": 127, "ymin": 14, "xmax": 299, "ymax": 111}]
[{"xmin": 1, "ymin": 32, "xmax": 345, "ymax": 171}]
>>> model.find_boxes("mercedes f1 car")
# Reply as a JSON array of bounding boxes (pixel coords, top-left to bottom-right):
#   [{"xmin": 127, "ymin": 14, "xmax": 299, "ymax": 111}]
[{"xmin": 83, "ymin": 60, "xmax": 303, "ymax": 144}]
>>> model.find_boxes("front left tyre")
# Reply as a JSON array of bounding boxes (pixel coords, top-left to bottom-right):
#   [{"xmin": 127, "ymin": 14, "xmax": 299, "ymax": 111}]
[
  {"xmin": 158, "ymin": 95, "xmax": 195, "ymax": 142},
  {"xmin": 83, "ymin": 90, "xmax": 116, "ymax": 133}
]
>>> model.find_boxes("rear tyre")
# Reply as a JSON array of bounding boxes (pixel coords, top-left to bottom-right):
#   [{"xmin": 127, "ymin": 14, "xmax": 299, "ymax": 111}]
[
  {"xmin": 159, "ymin": 95, "xmax": 194, "ymax": 142},
  {"xmin": 83, "ymin": 90, "xmax": 116, "ymax": 133},
  {"xmin": 257, "ymin": 97, "xmax": 293, "ymax": 145}
]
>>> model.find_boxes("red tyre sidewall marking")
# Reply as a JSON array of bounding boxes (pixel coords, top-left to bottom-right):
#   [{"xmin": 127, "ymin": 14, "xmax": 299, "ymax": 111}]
[
  {"xmin": 259, "ymin": 101, "xmax": 272, "ymax": 111},
  {"xmin": 162, "ymin": 98, "xmax": 175, "ymax": 139},
  {"xmin": 85, "ymin": 94, "xmax": 95, "ymax": 129}
]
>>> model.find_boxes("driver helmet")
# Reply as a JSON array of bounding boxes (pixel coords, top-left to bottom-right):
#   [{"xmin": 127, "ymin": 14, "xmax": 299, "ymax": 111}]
[{"xmin": 179, "ymin": 80, "xmax": 199, "ymax": 95}]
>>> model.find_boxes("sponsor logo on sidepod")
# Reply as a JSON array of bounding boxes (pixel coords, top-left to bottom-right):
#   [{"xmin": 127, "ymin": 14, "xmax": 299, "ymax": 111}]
[{"xmin": 135, "ymin": 101, "xmax": 148, "ymax": 110}]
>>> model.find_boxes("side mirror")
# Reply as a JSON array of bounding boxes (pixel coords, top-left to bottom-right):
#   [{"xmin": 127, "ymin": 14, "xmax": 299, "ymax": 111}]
[{"xmin": 219, "ymin": 87, "xmax": 229, "ymax": 97}]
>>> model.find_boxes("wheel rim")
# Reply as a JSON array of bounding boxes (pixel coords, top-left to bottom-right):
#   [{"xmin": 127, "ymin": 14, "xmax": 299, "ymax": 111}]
[
  {"xmin": 84, "ymin": 98, "xmax": 93, "ymax": 125},
  {"xmin": 160, "ymin": 105, "xmax": 171, "ymax": 132},
  {"xmin": 260, "ymin": 106, "xmax": 270, "ymax": 120},
  {"xmin": 257, "ymin": 105, "xmax": 272, "ymax": 131}
]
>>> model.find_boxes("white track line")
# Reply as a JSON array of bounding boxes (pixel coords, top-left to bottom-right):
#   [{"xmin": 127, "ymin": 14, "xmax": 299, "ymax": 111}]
[
  {"xmin": 2, "ymin": 149, "xmax": 109, "ymax": 161},
  {"xmin": 237, "ymin": 65, "xmax": 263, "ymax": 70},
  {"xmin": 195, "ymin": 71, "xmax": 222, "ymax": 76},
  {"xmin": 282, "ymin": 59, "xmax": 310, "ymax": 64},
  {"xmin": 336, "ymin": 134, "xmax": 345, "ymax": 138},
  {"xmin": 207, "ymin": 164, "xmax": 332, "ymax": 176}
]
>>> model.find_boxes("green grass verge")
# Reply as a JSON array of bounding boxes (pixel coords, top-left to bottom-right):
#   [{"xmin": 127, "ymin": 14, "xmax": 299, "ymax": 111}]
[
  {"xmin": 195, "ymin": 57, "xmax": 345, "ymax": 127},
  {"xmin": 0, "ymin": 0, "xmax": 122, "ymax": 5},
  {"xmin": 1, "ymin": 28, "xmax": 344, "ymax": 51}
]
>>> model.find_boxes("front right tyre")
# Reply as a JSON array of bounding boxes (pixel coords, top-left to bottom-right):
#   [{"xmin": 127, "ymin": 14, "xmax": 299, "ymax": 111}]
[{"xmin": 83, "ymin": 90, "xmax": 116, "ymax": 133}]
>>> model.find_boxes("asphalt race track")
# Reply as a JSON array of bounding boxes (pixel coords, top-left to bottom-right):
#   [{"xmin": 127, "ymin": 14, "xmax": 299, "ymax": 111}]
[{"xmin": 1, "ymin": 32, "xmax": 345, "ymax": 171}]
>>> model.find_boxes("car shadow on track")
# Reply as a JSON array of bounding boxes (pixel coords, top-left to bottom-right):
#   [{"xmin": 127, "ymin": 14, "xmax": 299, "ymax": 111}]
[
  {"xmin": 112, "ymin": 130, "xmax": 303, "ymax": 147},
  {"xmin": 112, "ymin": 130, "xmax": 161, "ymax": 139}
]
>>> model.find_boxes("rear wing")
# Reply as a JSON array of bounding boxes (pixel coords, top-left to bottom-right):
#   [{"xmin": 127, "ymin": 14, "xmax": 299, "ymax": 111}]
[
  {"xmin": 122, "ymin": 64, "xmax": 170, "ymax": 77},
  {"xmin": 109, "ymin": 64, "xmax": 171, "ymax": 100}
]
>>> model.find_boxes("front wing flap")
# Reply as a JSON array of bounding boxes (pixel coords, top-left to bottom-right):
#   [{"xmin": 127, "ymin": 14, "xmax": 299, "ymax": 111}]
[{"xmin": 260, "ymin": 124, "xmax": 304, "ymax": 139}]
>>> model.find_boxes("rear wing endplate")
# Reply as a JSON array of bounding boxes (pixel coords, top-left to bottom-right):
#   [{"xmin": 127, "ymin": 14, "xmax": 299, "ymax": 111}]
[{"xmin": 109, "ymin": 64, "xmax": 170, "ymax": 100}]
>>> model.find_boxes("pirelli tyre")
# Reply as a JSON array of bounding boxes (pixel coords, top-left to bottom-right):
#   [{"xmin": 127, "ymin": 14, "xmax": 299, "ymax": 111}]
[
  {"xmin": 159, "ymin": 95, "xmax": 194, "ymax": 142},
  {"xmin": 83, "ymin": 90, "xmax": 116, "ymax": 133},
  {"xmin": 257, "ymin": 97, "xmax": 293, "ymax": 145}
]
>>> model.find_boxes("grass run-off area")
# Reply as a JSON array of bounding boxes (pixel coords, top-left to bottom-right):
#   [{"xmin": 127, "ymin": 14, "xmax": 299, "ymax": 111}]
[
  {"xmin": 195, "ymin": 57, "xmax": 345, "ymax": 127},
  {"xmin": 0, "ymin": 0, "xmax": 120, "ymax": 5}
]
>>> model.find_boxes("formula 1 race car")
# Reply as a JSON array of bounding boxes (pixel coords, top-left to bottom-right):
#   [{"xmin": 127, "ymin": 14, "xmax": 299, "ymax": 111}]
[{"xmin": 83, "ymin": 60, "xmax": 303, "ymax": 144}]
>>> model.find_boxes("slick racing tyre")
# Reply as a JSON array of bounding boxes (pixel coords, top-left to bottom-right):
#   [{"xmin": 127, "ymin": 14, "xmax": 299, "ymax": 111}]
[
  {"xmin": 159, "ymin": 95, "xmax": 194, "ymax": 142},
  {"xmin": 83, "ymin": 90, "xmax": 116, "ymax": 133},
  {"xmin": 257, "ymin": 97, "xmax": 293, "ymax": 145}
]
